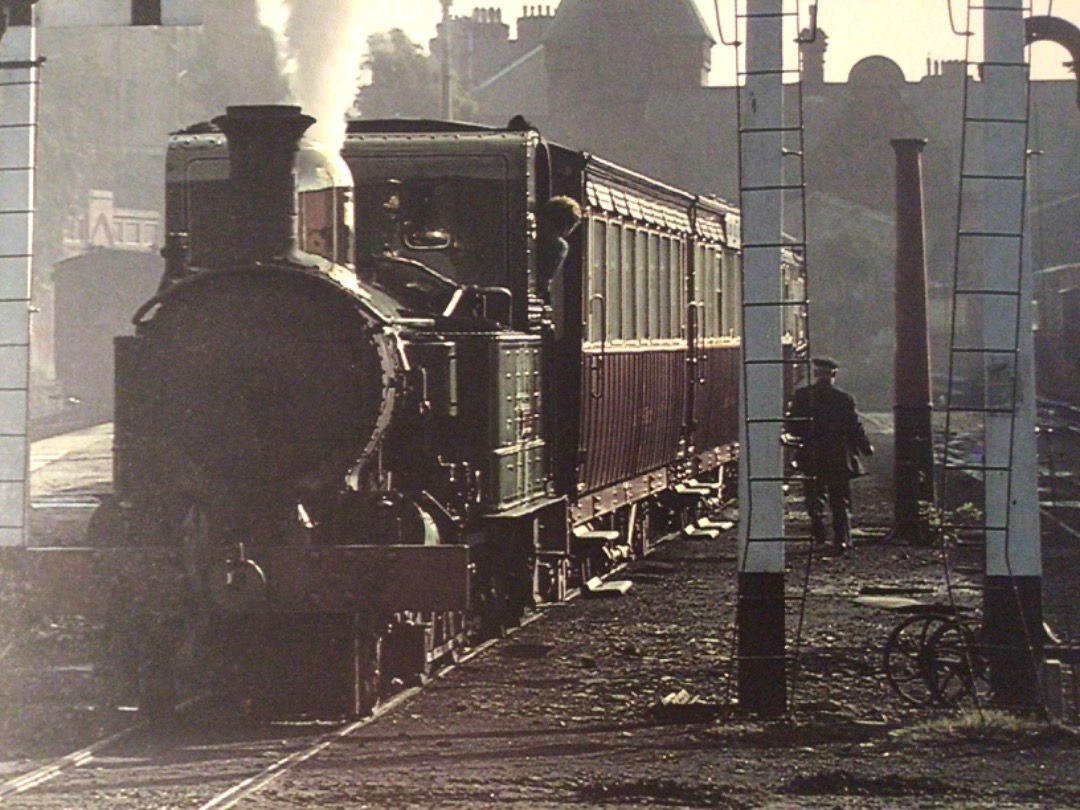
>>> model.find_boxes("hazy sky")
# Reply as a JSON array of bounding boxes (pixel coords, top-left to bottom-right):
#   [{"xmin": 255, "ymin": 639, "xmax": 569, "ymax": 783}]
[{"xmin": 361, "ymin": 0, "xmax": 1080, "ymax": 84}]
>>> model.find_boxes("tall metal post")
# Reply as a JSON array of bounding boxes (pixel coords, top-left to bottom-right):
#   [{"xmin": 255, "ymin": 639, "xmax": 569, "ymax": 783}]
[
  {"xmin": 736, "ymin": 0, "xmax": 786, "ymax": 717},
  {"xmin": 0, "ymin": 1, "xmax": 38, "ymax": 547},
  {"xmin": 980, "ymin": 0, "xmax": 1043, "ymax": 707},
  {"xmin": 439, "ymin": 0, "xmax": 453, "ymax": 120},
  {"xmin": 891, "ymin": 138, "xmax": 934, "ymax": 545}
]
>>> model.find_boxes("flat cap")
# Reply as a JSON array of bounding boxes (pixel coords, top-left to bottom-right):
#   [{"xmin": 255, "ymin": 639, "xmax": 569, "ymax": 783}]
[{"xmin": 812, "ymin": 357, "xmax": 839, "ymax": 371}]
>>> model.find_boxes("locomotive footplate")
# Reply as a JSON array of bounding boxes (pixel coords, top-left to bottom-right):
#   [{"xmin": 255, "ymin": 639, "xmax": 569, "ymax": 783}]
[{"xmin": 4, "ymin": 545, "xmax": 470, "ymax": 618}]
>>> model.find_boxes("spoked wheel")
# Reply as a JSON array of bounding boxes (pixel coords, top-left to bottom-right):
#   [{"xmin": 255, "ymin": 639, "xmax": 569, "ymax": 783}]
[
  {"xmin": 883, "ymin": 613, "xmax": 961, "ymax": 707},
  {"xmin": 925, "ymin": 618, "xmax": 990, "ymax": 707}
]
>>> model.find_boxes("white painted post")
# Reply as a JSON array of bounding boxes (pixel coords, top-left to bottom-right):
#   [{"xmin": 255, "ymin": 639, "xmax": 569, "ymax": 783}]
[
  {"xmin": 979, "ymin": 0, "xmax": 1043, "ymax": 707},
  {"xmin": 736, "ymin": 0, "xmax": 786, "ymax": 717},
  {"xmin": 0, "ymin": 17, "xmax": 37, "ymax": 547}
]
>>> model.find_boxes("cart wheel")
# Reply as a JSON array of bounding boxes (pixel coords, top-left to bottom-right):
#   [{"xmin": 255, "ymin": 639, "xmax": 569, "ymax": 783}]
[
  {"xmin": 926, "ymin": 618, "xmax": 990, "ymax": 707},
  {"xmin": 883, "ymin": 613, "xmax": 958, "ymax": 706}
]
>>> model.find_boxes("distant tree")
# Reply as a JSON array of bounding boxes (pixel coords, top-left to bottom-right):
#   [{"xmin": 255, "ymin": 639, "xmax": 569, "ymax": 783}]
[
  {"xmin": 812, "ymin": 222, "xmax": 895, "ymax": 409},
  {"xmin": 357, "ymin": 29, "xmax": 477, "ymax": 121},
  {"xmin": 34, "ymin": 30, "xmax": 119, "ymax": 272},
  {"xmin": 357, "ymin": 29, "xmax": 440, "ymax": 119}
]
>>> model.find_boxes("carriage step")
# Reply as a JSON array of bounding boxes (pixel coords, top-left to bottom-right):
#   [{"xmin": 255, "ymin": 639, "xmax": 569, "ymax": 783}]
[
  {"xmin": 684, "ymin": 526, "xmax": 720, "ymax": 540},
  {"xmin": 690, "ymin": 479, "xmax": 722, "ymax": 491},
  {"xmin": 696, "ymin": 517, "xmax": 734, "ymax": 532},
  {"xmin": 673, "ymin": 483, "xmax": 714, "ymax": 496},
  {"xmin": 572, "ymin": 528, "xmax": 620, "ymax": 550},
  {"xmin": 582, "ymin": 577, "xmax": 633, "ymax": 597}
]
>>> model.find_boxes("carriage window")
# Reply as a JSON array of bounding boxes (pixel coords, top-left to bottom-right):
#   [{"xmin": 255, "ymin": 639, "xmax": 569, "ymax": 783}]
[
  {"xmin": 635, "ymin": 229, "xmax": 649, "ymax": 340},
  {"xmin": 658, "ymin": 236, "xmax": 672, "ymax": 339},
  {"xmin": 698, "ymin": 246, "xmax": 721, "ymax": 338},
  {"xmin": 648, "ymin": 233, "xmax": 661, "ymax": 340},
  {"xmin": 622, "ymin": 227, "xmax": 636, "ymax": 340},
  {"xmin": 723, "ymin": 247, "xmax": 742, "ymax": 337},
  {"xmin": 588, "ymin": 219, "xmax": 607, "ymax": 343},
  {"xmin": 717, "ymin": 247, "xmax": 725, "ymax": 336},
  {"xmin": 606, "ymin": 223, "xmax": 623, "ymax": 341},
  {"xmin": 671, "ymin": 239, "xmax": 686, "ymax": 338},
  {"xmin": 693, "ymin": 244, "xmax": 707, "ymax": 333}
]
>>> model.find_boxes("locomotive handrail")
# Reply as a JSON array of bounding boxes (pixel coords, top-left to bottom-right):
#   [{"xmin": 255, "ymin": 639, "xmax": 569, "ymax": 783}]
[
  {"xmin": 131, "ymin": 293, "xmax": 166, "ymax": 327},
  {"xmin": 443, "ymin": 284, "xmax": 512, "ymax": 324}
]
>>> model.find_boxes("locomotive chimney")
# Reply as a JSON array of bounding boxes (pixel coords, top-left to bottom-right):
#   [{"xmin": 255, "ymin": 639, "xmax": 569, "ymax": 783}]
[
  {"xmin": 212, "ymin": 105, "xmax": 316, "ymax": 265},
  {"xmin": 891, "ymin": 138, "xmax": 935, "ymax": 546}
]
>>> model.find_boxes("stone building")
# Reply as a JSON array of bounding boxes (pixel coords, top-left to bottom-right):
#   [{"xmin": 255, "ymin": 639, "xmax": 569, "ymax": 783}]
[{"xmin": 426, "ymin": 0, "xmax": 1080, "ymax": 406}]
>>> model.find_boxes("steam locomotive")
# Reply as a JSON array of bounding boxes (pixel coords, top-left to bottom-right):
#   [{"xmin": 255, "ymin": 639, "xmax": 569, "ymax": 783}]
[{"xmin": 21, "ymin": 105, "xmax": 804, "ymax": 718}]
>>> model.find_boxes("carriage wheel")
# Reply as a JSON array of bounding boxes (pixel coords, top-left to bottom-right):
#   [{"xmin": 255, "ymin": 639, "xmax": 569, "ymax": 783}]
[{"xmin": 882, "ymin": 613, "xmax": 959, "ymax": 707}]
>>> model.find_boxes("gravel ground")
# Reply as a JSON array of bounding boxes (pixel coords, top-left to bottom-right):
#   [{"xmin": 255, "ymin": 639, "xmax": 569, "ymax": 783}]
[
  {"xmin": 250, "ymin": 522, "xmax": 1080, "ymax": 809},
  {"xmin": 1, "ymin": 423, "xmax": 1079, "ymax": 807},
  {"xmin": 238, "ymin": 427, "xmax": 1080, "ymax": 809}
]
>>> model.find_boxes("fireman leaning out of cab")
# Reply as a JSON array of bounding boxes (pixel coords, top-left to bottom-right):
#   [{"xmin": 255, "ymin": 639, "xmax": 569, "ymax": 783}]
[{"xmin": 535, "ymin": 195, "xmax": 582, "ymax": 305}]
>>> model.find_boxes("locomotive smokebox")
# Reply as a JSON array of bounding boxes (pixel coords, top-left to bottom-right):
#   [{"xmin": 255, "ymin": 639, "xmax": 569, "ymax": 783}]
[{"xmin": 212, "ymin": 105, "xmax": 315, "ymax": 265}]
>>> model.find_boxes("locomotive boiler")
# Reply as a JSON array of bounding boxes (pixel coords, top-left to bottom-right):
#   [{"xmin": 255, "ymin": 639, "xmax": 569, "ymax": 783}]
[{"xmin": 18, "ymin": 104, "xmax": 799, "ymax": 719}]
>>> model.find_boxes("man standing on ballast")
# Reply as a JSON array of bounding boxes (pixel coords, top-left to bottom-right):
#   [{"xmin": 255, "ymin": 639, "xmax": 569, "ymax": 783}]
[{"xmin": 785, "ymin": 357, "xmax": 874, "ymax": 555}]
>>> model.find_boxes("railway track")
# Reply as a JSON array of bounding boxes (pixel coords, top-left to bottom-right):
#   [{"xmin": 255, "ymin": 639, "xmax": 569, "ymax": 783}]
[
  {"xmin": 10, "ymin": 418, "xmax": 1075, "ymax": 803},
  {"xmin": 0, "ymin": 565, "xmax": 616, "ymax": 808},
  {"xmin": 8, "ymin": 425, "xmax": 661, "ymax": 805}
]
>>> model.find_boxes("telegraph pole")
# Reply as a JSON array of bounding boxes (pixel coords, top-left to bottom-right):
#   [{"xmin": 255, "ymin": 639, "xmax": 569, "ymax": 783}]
[{"xmin": 439, "ymin": 0, "xmax": 453, "ymax": 119}]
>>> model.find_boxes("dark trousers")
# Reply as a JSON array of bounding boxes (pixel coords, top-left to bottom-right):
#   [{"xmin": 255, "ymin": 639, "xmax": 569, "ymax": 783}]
[{"xmin": 805, "ymin": 473, "xmax": 852, "ymax": 546}]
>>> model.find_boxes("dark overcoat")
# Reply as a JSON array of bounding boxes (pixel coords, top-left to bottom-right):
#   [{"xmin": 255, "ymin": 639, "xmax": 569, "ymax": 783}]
[{"xmin": 785, "ymin": 380, "xmax": 872, "ymax": 479}]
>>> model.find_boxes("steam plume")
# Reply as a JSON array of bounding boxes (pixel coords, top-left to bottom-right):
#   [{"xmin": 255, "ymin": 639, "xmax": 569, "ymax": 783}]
[{"xmin": 255, "ymin": 0, "xmax": 367, "ymax": 152}]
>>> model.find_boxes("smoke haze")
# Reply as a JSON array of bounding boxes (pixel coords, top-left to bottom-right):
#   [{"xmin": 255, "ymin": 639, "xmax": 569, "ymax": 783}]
[{"xmin": 255, "ymin": 0, "xmax": 367, "ymax": 152}]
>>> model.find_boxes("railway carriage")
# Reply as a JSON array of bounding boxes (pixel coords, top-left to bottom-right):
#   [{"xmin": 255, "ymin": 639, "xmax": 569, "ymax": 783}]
[
  {"xmin": 343, "ymin": 121, "xmax": 748, "ymax": 525},
  {"xmin": 15, "ymin": 106, "xmax": 803, "ymax": 719}
]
